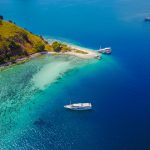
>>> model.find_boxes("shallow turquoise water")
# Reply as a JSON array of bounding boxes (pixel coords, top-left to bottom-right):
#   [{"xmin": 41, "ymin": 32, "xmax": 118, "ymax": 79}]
[
  {"xmin": 0, "ymin": 0, "xmax": 150, "ymax": 149},
  {"xmin": 0, "ymin": 55, "xmax": 100, "ymax": 149}
]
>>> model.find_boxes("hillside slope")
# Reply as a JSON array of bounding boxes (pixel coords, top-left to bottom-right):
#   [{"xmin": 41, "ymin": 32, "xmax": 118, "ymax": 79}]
[{"xmin": 0, "ymin": 20, "xmax": 52, "ymax": 64}]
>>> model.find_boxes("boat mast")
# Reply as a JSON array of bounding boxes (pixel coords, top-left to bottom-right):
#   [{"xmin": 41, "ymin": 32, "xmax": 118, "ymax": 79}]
[{"xmin": 99, "ymin": 45, "xmax": 101, "ymax": 50}]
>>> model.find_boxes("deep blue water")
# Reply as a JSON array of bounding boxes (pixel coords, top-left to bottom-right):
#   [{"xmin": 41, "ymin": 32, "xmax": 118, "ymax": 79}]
[{"xmin": 0, "ymin": 0, "xmax": 150, "ymax": 149}]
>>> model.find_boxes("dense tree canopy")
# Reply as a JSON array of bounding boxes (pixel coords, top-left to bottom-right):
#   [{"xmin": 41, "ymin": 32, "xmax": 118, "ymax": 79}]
[
  {"xmin": 51, "ymin": 41, "xmax": 62, "ymax": 52},
  {"xmin": 0, "ymin": 20, "xmax": 52, "ymax": 64},
  {"xmin": 0, "ymin": 16, "xmax": 3, "ymax": 25},
  {"xmin": 51, "ymin": 41, "xmax": 71, "ymax": 52},
  {"xmin": 35, "ymin": 43, "xmax": 45, "ymax": 52}
]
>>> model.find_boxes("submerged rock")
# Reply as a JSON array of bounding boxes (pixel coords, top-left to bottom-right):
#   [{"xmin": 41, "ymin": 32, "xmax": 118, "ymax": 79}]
[{"xmin": 33, "ymin": 118, "xmax": 46, "ymax": 127}]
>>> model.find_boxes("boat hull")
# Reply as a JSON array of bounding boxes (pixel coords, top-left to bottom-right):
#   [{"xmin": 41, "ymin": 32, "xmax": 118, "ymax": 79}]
[
  {"xmin": 97, "ymin": 47, "xmax": 112, "ymax": 54},
  {"xmin": 64, "ymin": 105, "xmax": 92, "ymax": 110},
  {"xmin": 64, "ymin": 103, "xmax": 92, "ymax": 110}
]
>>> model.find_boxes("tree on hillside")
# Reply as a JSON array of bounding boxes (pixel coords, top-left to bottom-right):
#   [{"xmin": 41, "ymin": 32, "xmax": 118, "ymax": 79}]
[
  {"xmin": 8, "ymin": 20, "xmax": 13, "ymax": 23},
  {"xmin": 51, "ymin": 41, "xmax": 62, "ymax": 52},
  {"xmin": 0, "ymin": 15, "xmax": 3, "ymax": 25},
  {"xmin": 35, "ymin": 43, "xmax": 45, "ymax": 52},
  {"xmin": 0, "ymin": 15, "xmax": 3, "ymax": 20}
]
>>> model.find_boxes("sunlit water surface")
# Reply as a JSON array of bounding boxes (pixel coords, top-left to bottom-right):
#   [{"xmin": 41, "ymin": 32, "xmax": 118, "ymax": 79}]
[{"xmin": 0, "ymin": 0, "xmax": 150, "ymax": 149}]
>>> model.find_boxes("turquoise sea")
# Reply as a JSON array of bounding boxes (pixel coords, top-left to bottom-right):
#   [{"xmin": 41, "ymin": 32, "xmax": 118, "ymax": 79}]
[{"xmin": 0, "ymin": 0, "xmax": 150, "ymax": 149}]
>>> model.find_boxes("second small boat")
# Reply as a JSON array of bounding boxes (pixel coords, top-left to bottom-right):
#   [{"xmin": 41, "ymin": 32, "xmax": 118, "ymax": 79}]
[
  {"xmin": 144, "ymin": 17, "xmax": 150, "ymax": 22},
  {"xmin": 64, "ymin": 102, "xmax": 92, "ymax": 110}
]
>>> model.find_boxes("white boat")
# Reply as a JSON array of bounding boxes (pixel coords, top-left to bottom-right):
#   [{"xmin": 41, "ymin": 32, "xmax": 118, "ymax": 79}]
[
  {"xmin": 145, "ymin": 17, "xmax": 150, "ymax": 21},
  {"xmin": 97, "ymin": 46, "xmax": 112, "ymax": 54},
  {"xmin": 64, "ymin": 102, "xmax": 92, "ymax": 110}
]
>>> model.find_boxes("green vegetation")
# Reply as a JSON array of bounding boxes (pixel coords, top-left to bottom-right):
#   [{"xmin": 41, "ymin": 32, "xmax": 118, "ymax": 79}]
[
  {"xmin": 34, "ymin": 43, "xmax": 45, "ymax": 52},
  {"xmin": 0, "ymin": 15, "xmax": 3, "ymax": 25},
  {"xmin": 0, "ymin": 15, "xmax": 3, "ymax": 20},
  {"xmin": 51, "ymin": 41, "xmax": 62, "ymax": 52},
  {"xmin": 51, "ymin": 41, "xmax": 71, "ymax": 52},
  {"xmin": 0, "ymin": 18, "xmax": 85, "ymax": 65},
  {"xmin": 0, "ymin": 20, "xmax": 52, "ymax": 64}
]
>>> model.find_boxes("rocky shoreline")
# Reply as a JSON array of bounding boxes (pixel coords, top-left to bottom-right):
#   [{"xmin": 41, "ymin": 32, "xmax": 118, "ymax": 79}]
[{"xmin": 0, "ymin": 52, "xmax": 48, "ymax": 70}]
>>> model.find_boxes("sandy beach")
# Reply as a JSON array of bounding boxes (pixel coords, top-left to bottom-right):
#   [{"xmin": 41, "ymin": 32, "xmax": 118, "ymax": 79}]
[
  {"xmin": 0, "ymin": 46, "xmax": 100, "ymax": 70},
  {"xmin": 47, "ymin": 44, "xmax": 101, "ymax": 59},
  {"xmin": 65, "ymin": 46, "xmax": 101, "ymax": 59}
]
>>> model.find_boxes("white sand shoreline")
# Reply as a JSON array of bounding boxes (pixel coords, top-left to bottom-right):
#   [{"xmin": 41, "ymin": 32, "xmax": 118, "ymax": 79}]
[
  {"xmin": 47, "ymin": 38, "xmax": 101, "ymax": 59},
  {"xmin": 64, "ymin": 48, "xmax": 100, "ymax": 59},
  {"xmin": 0, "ymin": 46, "xmax": 101, "ymax": 70}
]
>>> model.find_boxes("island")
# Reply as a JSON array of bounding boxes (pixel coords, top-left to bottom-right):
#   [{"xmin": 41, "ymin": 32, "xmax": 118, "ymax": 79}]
[{"xmin": 0, "ymin": 16, "xmax": 100, "ymax": 68}]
